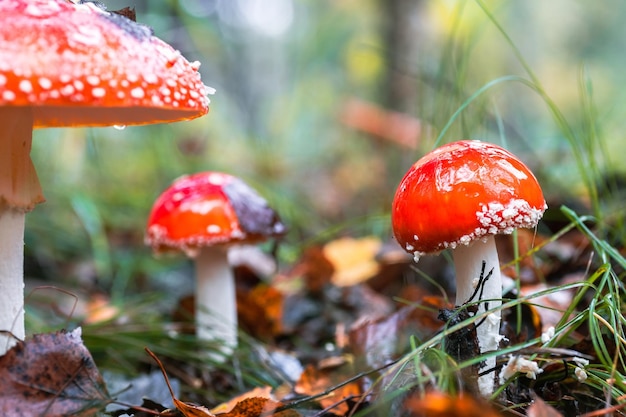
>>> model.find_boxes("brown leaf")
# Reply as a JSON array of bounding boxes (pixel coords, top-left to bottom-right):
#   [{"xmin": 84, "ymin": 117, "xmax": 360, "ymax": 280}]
[
  {"xmin": 211, "ymin": 387, "xmax": 273, "ymax": 414},
  {"xmin": 294, "ymin": 360, "xmax": 362, "ymax": 415},
  {"xmin": 0, "ymin": 328, "xmax": 110, "ymax": 417},
  {"xmin": 349, "ymin": 297, "xmax": 451, "ymax": 368},
  {"xmin": 238, "ymin": 284, "xmax": 284, "ymax": 340}
]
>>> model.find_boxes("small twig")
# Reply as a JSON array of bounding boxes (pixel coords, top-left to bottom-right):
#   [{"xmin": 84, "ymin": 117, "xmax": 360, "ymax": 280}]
[{"xmin": 144, "ymin": 347, "xmax": 178, "ymax": 402}]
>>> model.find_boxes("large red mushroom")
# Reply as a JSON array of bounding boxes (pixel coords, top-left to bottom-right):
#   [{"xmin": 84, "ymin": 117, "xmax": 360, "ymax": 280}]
[
  {"xmin": 392, "ymin": 140, "xmax": 546, "ymax": 395},
  {"xmin": 0, "ymin": 0, "xmax": 212, "ymax": 354},
  {"xmin": 145, "ymin": 172, "xmax": 286, "ymax": 357}
]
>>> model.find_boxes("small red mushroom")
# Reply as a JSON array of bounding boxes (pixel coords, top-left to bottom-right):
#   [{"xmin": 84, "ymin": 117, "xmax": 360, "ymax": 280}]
[
  {"xmin": 145, "ymin": 172, "xmax": 286, "ymax": 356},
  {"xmin": 0, "ymin": 0, "xmax": 212, "ymax": 354},
  {"xmin": 392, "ymin": 140, "xmax": 546, "ymax": 395}
]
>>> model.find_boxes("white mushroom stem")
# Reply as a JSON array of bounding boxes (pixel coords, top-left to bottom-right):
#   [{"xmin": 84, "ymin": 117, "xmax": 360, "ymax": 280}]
[
  {"xmin": 452, "ymin": 235, "xmax": 502, "ymax": 396},
  {"xmin": 195, "ymin": 246, "xmax": 237, "ymax": 357},
  {"xmin": 0, "ymin": 107, "xmax": 44, "ymax": 355},
  {"xmin": 0, "ymin": 211, "xmax": 26, "ymax": 353}
]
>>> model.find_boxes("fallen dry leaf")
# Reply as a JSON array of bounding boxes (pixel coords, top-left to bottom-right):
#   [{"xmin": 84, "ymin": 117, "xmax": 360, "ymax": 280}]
[
  {"xmin": 323, "ymin": 236, "xmax": 382, "ymax": 287},
  {"xmin": 349, "ymin": 297, "xmax": 451, "ymax": 369},
  {"xmin": 83, "ymin": 293, "xmax": 119, "ymax": 324},
  {"xmin": 340, "ymin": 98, "xmax": 422, "ymax": 149},
  {"xmin": 294, "ymin": 359, "xmax": 362, "ymax": 416},
  {"xmin": 0, "ymin": 328, "xmax": 110, "ymax": 417},
  {"xmin": 238, "ymin": 284, "xmax": 284, "ymax": 340},
  {"xmin": 217, "ymin": 397, "xmax": 300, "ymax": 417},
  {"xmin": 146, "ymin": 348, "xmax": 299, "ymax": 417},
  {"xmin": 211, "ymin": 386, "xmax": 273, "ymax": 414}
]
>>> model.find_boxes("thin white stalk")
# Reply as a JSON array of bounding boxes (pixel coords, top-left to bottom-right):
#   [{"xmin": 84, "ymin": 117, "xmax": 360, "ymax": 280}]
[
  {"xmin": 0, "ymin": 210, "xmax": 25, "ymax": 354},
  {"xmin": 195, "ymin": 246, "xmax": 237, "ymax": 358},
  {"xmin": 452, "ymin": 235, "xmax": 502, "ymax": 396},
  {"xmin": 0, "ymin": 107, "xmax": 43, "ymax": 355}
]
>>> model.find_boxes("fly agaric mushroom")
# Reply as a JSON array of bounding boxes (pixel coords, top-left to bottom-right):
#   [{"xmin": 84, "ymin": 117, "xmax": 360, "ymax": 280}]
[
  {"xmin": 391, "ymin": 140, "xmax": 546, "ymax": 395},
  {"xmin": 0, "ymin": 0, "xmax": 212, "ymax": 354},
  {"xmin": 145, "ymin": 172, "xmax": 286, "ymax": 355}
]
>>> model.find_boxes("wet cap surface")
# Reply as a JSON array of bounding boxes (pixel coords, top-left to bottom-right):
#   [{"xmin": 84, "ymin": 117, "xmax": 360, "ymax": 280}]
[{"xmin": 392, "ymin": 140, "xmax": 547, "ymax": 255}]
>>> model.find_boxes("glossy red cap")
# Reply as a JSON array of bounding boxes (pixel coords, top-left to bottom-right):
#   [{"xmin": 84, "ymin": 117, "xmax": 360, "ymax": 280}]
[
  {"xmin": 0, "ymin": 0, "xmax": 211, "ymax": 127},
  {"xmin": 392, "ymin": 140, "xmax": 546, "ymax": 255},
  {"xmin": 146, "ymin": 172, "xmax": 286, "ymax": 256}
]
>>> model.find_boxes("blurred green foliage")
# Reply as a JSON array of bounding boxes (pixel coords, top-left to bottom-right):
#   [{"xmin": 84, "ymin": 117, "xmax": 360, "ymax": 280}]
[{"xmin": 25, "ymin": 0, "xmax": 626, "ymax": 294}]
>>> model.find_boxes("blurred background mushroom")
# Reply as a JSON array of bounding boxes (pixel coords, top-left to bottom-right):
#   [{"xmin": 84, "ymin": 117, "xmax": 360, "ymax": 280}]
[{"xmin": 145, "ymin": 172, "xmax": 286, "ymax": 357}]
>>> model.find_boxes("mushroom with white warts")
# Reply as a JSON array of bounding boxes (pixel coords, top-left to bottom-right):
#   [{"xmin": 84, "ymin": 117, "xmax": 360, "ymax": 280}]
[
  {"xmin": 0, "ymin": 0, "xmax": 212, "ymax": 355},
  {"xmin": 391, "ymin": 140, "xmax": 547, "ymax": 395},
  {"xmin": 145, "ymin": 172, "xmax": 286, "ymax": 357}
]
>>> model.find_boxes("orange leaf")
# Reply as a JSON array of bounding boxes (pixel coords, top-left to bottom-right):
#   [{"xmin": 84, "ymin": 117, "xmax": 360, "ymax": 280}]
[
  {"xmin": 323, "ymin": 236, "xmax": 382, "ymax": 287},
  {"xmin": 217, "ymin": 397, "xmax": 299, "ymax": 417},
  {"xmin": 403, "ymin": 390, "xmax": 503, "ymax": 417},
  {"xmin": 211, "ymin": 387, "xmax": 273, "ymax": 414},
  {"xmin": 294, "ymin": 360, "xmax": 362, "ymax": 415}
]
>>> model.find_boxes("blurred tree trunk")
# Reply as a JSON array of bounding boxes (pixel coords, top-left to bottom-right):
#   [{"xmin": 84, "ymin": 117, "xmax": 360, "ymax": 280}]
[{"xmin": 381, "ymin": 0, "xmax": 423, "ymax": 115}]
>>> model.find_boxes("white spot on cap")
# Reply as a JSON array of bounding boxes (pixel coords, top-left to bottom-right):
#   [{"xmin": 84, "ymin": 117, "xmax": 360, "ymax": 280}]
[
  {"xmin": 2, "ymin": 90, "xmax": 16, "ymax": 101},
  {"xmin": 19, "ymin": 80, "xmax": 33, "ymax": 93},
  {"xmin": 86, "ymin": 75, "xmax": 100, "ymax": 86},
  {"xmin": 60, "ymin": 85, "xmax": 75, "ymax": 96},
  {"xmin": 130, "ymin": 87, "xmax": 145, "ymax": 99},
  {"xmin": 38, "ymin": 77, "xmax": 52, "ymax": 89},
  {"xmin": 207, "ymin": 225, "xmax": 222, "ymax": 234},
  {"xmin": 181, "ymin": 200, "xmax": 220, "ymax": 215},
  {"xmin": 144, "ymin": 73, "xmax": 158, "ymax": 84},
  {"xmin": 0, "ymin": 74, "xmax": 6, "ymax": 86},
  {"xmin": 92, "ymin": 87, "xmax": 106, "ymax": 98}
]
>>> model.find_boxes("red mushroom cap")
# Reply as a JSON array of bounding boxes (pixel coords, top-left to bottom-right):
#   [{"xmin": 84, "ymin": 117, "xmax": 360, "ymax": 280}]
[
  {"xmin": 0, "ymin": 0, "xmax": 211, "ymax": 127},
  {"xmin": 146, "ymin": 172, "xmax": 286, "ymax": 256},
  {"xmin": 392, "ymin": 140, "xmax": 546, "ymax": 255}
]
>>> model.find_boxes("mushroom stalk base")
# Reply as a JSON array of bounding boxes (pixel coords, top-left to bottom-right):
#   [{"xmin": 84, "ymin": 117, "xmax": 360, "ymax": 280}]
[
  {"xmin": 195, "ymin": 247, "xmax": 237, "ymax": 359},
  {"xmin": 0, "ymin": 210, "xmax": 26, "ymax": 355},
  {"xmin": 453, "ymin": 235, "xmax": 502, "ymax": 396}
]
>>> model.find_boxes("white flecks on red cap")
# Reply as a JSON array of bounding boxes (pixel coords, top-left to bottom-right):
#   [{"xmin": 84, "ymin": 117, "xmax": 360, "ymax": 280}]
[{"xmin": 0, "ymin": 0, "xmax": 213, "ymax": 127}]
